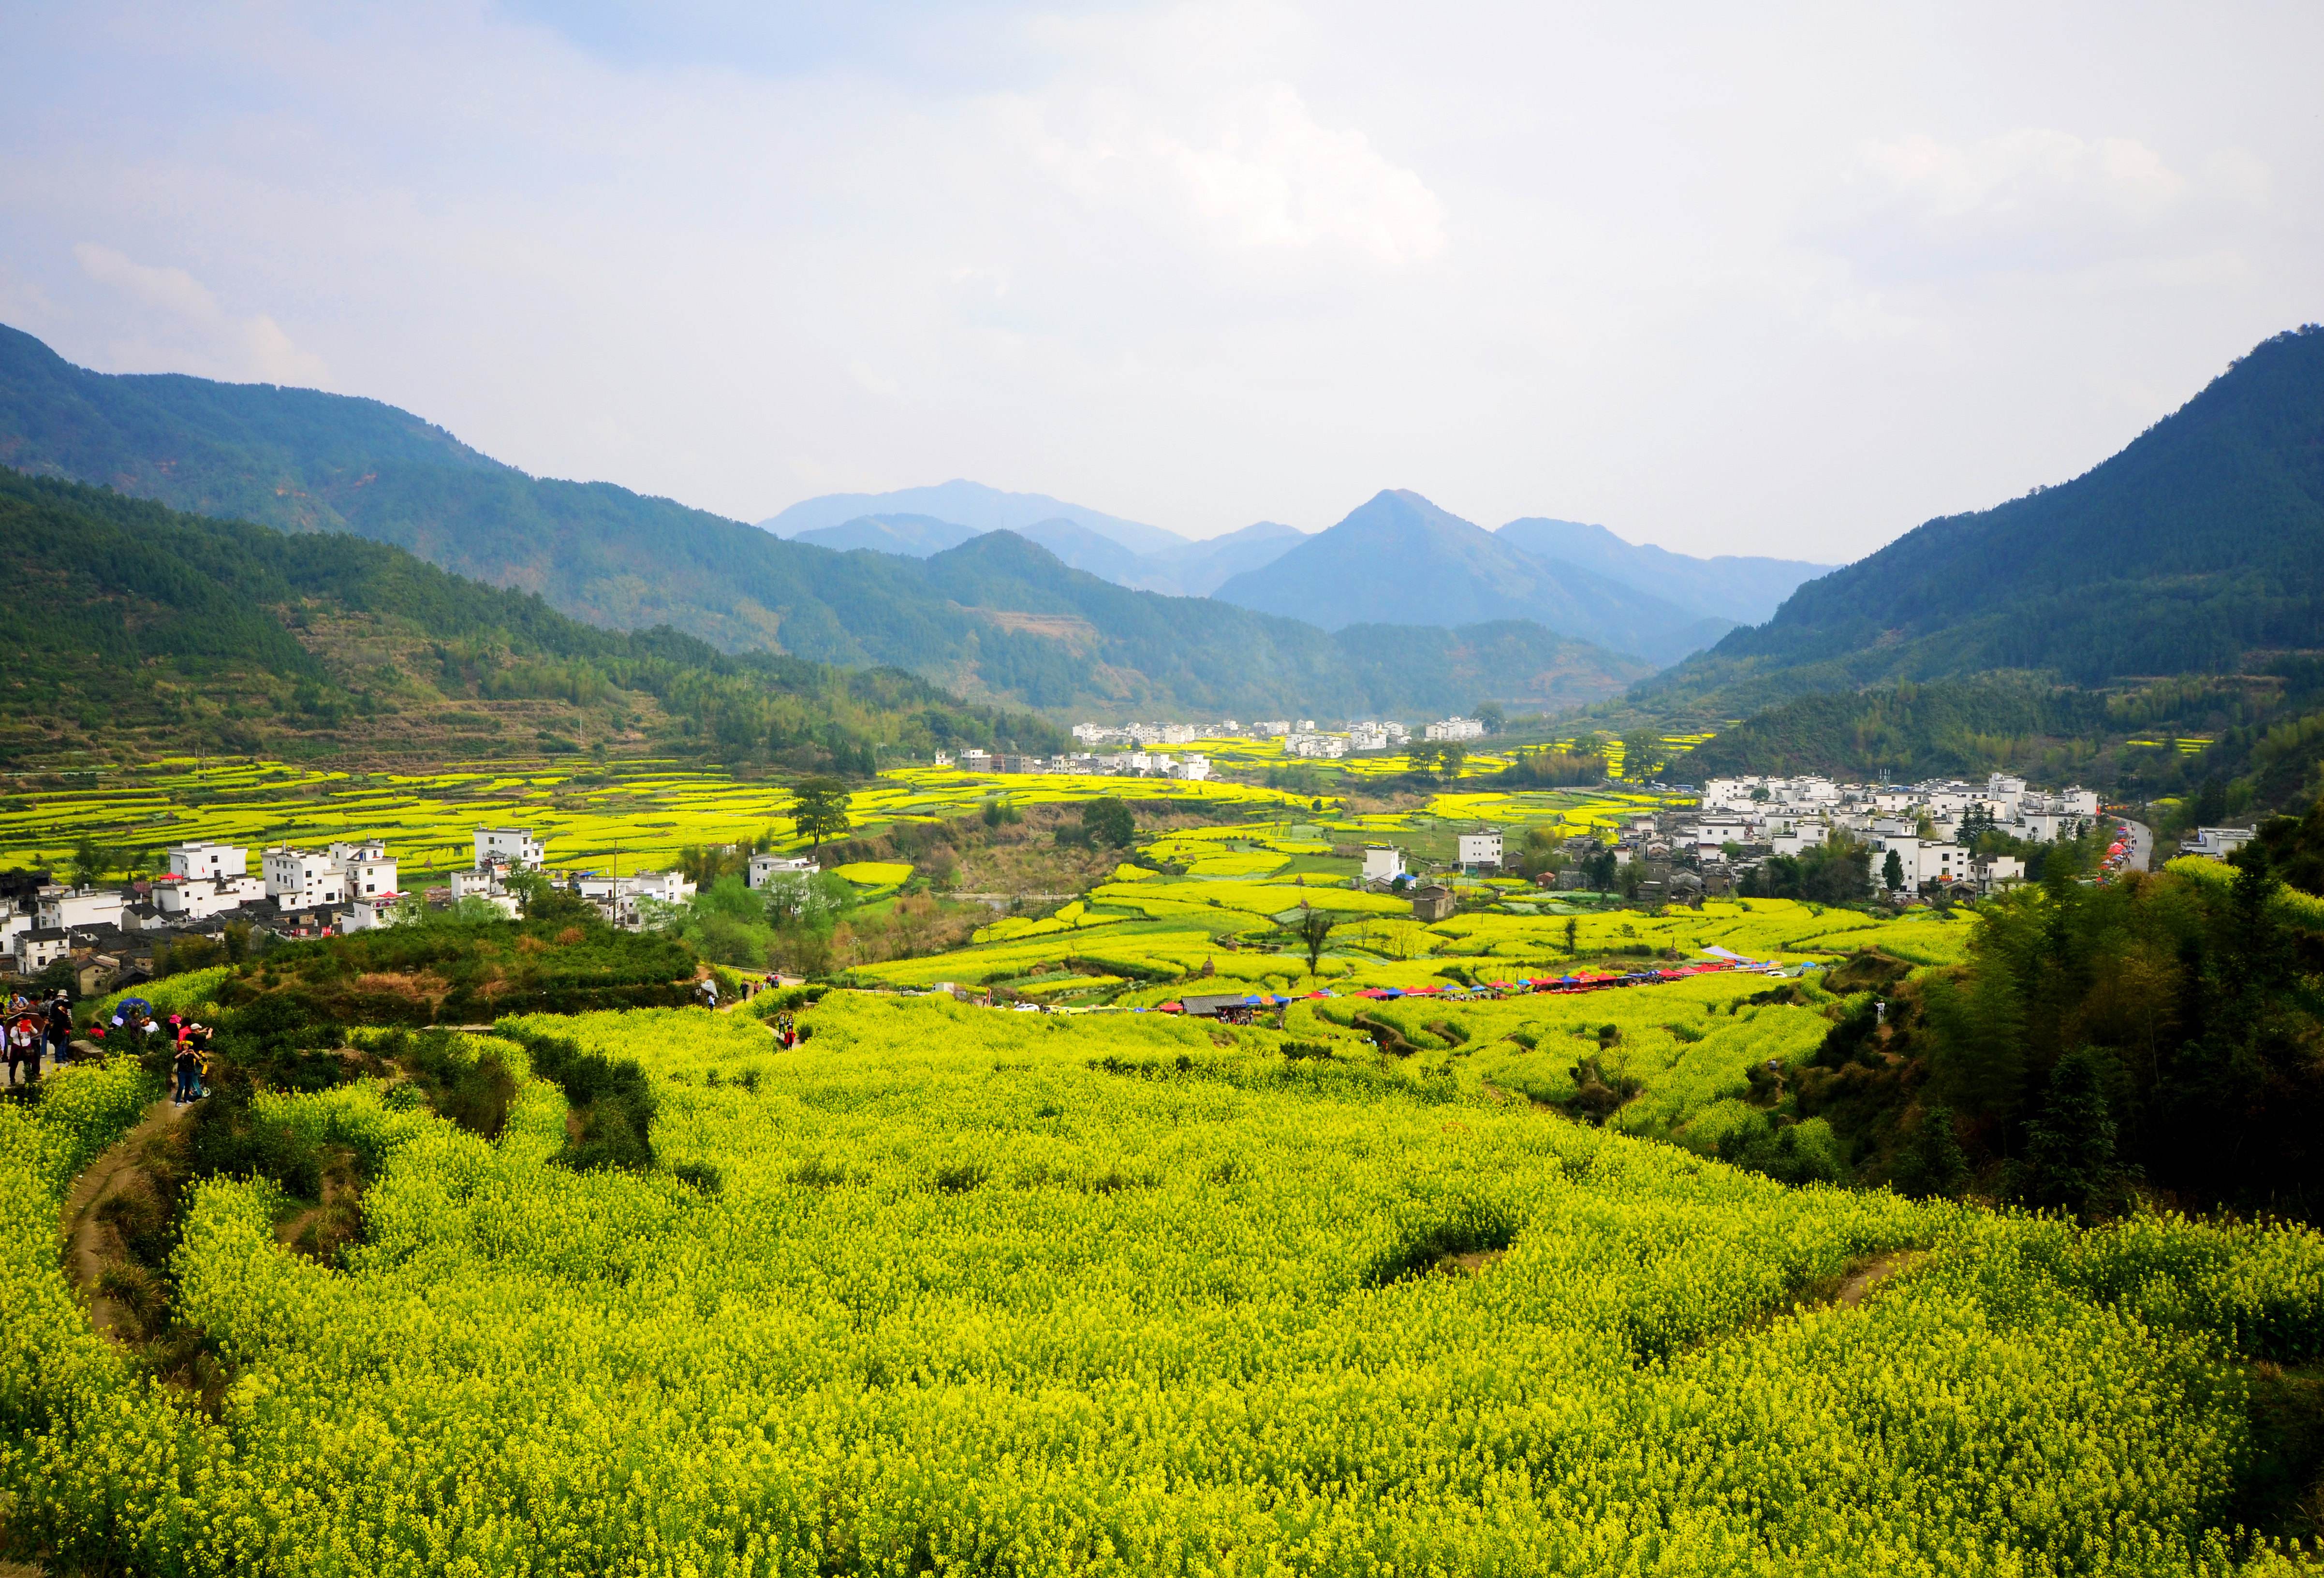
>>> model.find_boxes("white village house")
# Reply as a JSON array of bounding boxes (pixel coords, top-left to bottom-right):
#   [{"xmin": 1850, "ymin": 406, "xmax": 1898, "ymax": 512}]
[
  {"xmin": 476, "ymin": 826, "xmax": 546, "ymax": 869},
  {"xmin": 264, "ymin": 840, "xmax": 397, "ymax": 910},
  {"xmin": 1456, "ymin": 830, "xmax": 1503, "ymax": 871},
  {"xmin": 747, "ymin": 854, "xmax": 820, "ymax": 889},
  {"xmin": 155, "ymin": 841, "xmax": 265, "ymax": 919}
]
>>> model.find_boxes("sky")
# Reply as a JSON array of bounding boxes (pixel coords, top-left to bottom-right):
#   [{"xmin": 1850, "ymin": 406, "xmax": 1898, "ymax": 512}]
[{"xmin": 2, "ymin": 1, "xmax": 2319, "ymax": 562}]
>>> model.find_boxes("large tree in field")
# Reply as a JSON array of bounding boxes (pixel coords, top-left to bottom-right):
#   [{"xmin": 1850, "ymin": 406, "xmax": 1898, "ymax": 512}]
[
  {"xmin": 1292, "ymin": 907, "xmax": 1340, "ymax": 976},
  {"xmin": 790, "ymin": 776, "xmax": 854, "ymax": 850},
  {"xmin": 1081, "ymin": 798, "xmax": 1135, "ymax": 849}
]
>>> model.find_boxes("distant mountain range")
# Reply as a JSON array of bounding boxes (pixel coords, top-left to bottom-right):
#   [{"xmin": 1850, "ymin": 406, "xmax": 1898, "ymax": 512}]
[
  {"xmin": 776, "ymin": 483, "xmax": 1833, "ymax": 658},
  {"xmin": 1212, "ymin": 490, "xmax": 1749, "ymax": 667},
  {"xmin": 1496, "ymin": 517, "xmax": 1829, "ymax": 628},
  {"xmin": 1645, "ymin": 324, "xmax": 2324, "ymax": 718},
  {"xmin": 792, "ymin": 502, "xmax": 1305, "ymax": 597},
  {"xmin": 0, "ymin": 323, "xmax": 1648, "ymax": 718},
  {"xmin": 761, "ymin": 480, "xmax": 1185, "ymax": 556}
]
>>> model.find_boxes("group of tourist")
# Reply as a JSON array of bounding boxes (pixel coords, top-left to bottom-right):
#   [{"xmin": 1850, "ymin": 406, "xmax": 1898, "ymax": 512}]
[
  {"xmin": 3, "ymin": 991, "xmax": 73, "ymax": 1084},
  {"xmin": 169, "ymin": 1020, "xmax": 213, "ymax": 1104},
  {"xmin": 2, "ymin": 991, "xmax": 213, "ymax": 1102}
]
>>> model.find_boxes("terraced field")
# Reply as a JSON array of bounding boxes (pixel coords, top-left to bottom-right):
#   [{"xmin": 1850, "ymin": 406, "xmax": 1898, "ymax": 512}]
[
  {"xmin": 4, "ymin": 1002, "xmax": 2316, "ymax": 1574},
  {"xmin": 0, "ymin": 759, "xmax": 1312, "ymax": 880}
]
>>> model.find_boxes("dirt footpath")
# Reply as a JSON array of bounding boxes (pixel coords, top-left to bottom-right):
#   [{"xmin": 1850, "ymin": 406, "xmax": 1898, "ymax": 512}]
[{"xmin": 59, "ymin": 1097, "xmax": 191, "ymax": 1342}]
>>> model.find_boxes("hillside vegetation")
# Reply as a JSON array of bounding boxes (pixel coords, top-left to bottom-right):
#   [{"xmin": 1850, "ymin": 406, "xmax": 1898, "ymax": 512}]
[
  {"xmin": 1645, "ymin": 325, "xmax": 2324, "ymax": 715},
  {"xmin": 0, "ymin": 326, "xmax": 1645, "ymax": 717},
  {"xmin": 0, "ymin": 469, "xmax": 1059, "ymax": 769}
]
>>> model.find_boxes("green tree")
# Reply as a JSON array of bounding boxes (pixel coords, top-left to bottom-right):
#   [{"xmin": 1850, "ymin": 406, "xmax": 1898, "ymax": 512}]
[
  {"xmin": 1292, "ymin": 908, "xmax": 1339, "ymax": 976},
  {"xmin": 1438, "ymin": 742, "xmax": 1469, "ymax": 779},
  {"xmin": 1585, "ymin": 847, "xmax": 1619, "ymax": 892},
  {"xmin": 1563, "ymin": 917, "xmax": 1579, "ymax": 955},
  {"xmin": 1473, "ymin": 701, "xmax": 1506, "ymax": 735},
  {"xmin": 1883, "ymin": 849, "xmax": 1905, "ymax": 892},
  {"xmin": 70, "ymin": 835, "xmax": 115, "ymax": 887},
  {"xmin": 790, "ymin": 777, "xmax": 854, "ymax": 850},
  {"xmin": 509, "ymin": 872, "xmax": 600, "ymax": 928},
  {"xmin": 2017, "ymin": 1048, "xmax": 2131, "ymax": 1221},
  {"xmin": 1081, "ymin": 798, "xmax": 1135, "ymax": 849},
  {"xmin": 1406, "ymin": 742, "xmax": 1442, "ymax": 778},
  {"xmin": 1894, "ymin": 1105, "xmax": 1970, "ymax": 1198},
  {"xmin": 760, "ymin": 870, "xmax": 855, "ymax": 930},
  {"xmin": 1620, "ymin": 731, "xmax": 1664, "ymax": 782},
  {"xmin": 677, "ymin": 844, "xmax": 742, "ymax": 885}
]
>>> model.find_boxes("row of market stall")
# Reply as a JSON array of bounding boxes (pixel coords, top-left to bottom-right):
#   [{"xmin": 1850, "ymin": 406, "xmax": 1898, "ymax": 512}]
[{"xmin": 1154, "ymin": 948, "xmax": 1791, "ymax": 1018}]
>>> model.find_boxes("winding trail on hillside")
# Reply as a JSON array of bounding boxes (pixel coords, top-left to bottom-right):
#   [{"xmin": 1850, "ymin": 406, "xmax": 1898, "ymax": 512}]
[
  {"xmin": 61, "ymin": 1096, "xmax": 190, "ymax": 1343},
  {"xmin": 1830, "ymin": 1249, "xmax": 1929, "ymax": 1307}
]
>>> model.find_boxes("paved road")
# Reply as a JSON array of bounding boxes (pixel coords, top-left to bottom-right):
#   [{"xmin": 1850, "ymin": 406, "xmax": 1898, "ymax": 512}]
[{"xmin": 2118, "ymin": 818, "xmax": 2155, "ymax": 874}]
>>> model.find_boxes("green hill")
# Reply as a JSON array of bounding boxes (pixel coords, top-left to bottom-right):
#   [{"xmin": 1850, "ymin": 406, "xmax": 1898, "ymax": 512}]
[
  {"xmin": 1648, "ymin": 326, "xmax": 2324, "ymax": 715},
  {"xmin": 905, "ymin": 529, "xmax": 1655, "ymax": 715},
  {"xmin": 1677, "ymin": 682, "xmax": 2115, "ymax": 782},
  {"xmin": 0, "ymin": 470, "xmax": 1059, "ymax": 769},
  {"xmin": 0, "ymin": 325, "xmax": 1647, "ymax": 717}
]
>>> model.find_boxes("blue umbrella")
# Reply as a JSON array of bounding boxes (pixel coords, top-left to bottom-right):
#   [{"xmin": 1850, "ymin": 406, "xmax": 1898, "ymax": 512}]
[{"xmin": 115, "ymin": 997, "xmax": 152, "ymax": 1016}]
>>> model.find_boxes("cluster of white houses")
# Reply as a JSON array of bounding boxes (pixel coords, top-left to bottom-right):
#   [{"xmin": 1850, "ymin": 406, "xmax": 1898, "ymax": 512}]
[
  {"xmin": 979, "ymin": 716, "xmax": 1471, "ymax": 776},
  {"xmin": 6, "ymin": 824, "xmax": 748, "ymax": 990},
  {"xmin": 1626, "ymin": 771, "xmax": 2110, "ymax": 899},
  {"xmin": 940, "ymin": 748, "xmax": 1216, "ymax": 781},
  {"xmin": 1070, "ymin": 720, "xmax": 1312, "ymax": 747},
  {"xmin": 1343, "ymin": 773, "xmax": 2140, "ymax": 912}
]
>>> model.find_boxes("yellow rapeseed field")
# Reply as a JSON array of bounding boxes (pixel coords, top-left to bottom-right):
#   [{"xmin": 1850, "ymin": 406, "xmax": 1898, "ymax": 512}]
[{"xmin": 0, "ymin": 1004, "xmax": 2315, "ymax": 1573}]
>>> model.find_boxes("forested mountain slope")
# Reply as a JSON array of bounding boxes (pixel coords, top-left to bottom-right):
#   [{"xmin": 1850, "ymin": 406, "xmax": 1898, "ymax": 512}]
[
  {"xmin": 0, "ymin": 326, "xmax": 1642, "ymax": 717},
  {"xmin": 0, "ymin": 470, "xmax": 1059, "ymax": 769},
  {"xmin": 1647, "ymin": 326, "xmax": 2324, "ymax": 713},
  {"xmin": 792, "ymin": 514, "xmax": 983, "ymax": 556},
  {"xmin": 907, "ymin": 531, "xmax": 1655, "ymax": 715}
]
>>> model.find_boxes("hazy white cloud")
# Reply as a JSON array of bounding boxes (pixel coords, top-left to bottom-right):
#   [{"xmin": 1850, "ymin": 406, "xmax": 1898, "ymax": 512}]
[
  {"xmin": 73, "ymin": 242, "xmax": 328, "ymax": 384},
  {"xmin": 74, "ymin": 243, "xmax": 223, "ymax": 320},
  {"xmin": 1861, "ymin": 130, "xmax": 2190, "ymax": 226},
  {"xmin": 1823, "ymin": 127, "xmax": 2281, "ymax": 289},
  {"xmin": 1026, "ymin": 80, "xmax": 1446, "ymax": 267},
  {"xmin": 0, "ymin": 1, "xmax": 2317, "ymax": 564}
]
